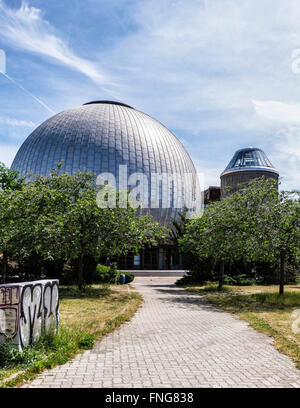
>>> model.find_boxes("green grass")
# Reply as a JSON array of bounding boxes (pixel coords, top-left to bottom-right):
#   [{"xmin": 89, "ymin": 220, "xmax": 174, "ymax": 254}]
[
  {"xmin": 0, "ymin": 327, "xmax": 97, "ymax": 388},
  {"xmin": 204, "ymin": 290, "xmax": 300, "ymax": 313},
  {"xmin": 59, "ymin": 284, "xmax": 112, "ymax": 299},
  {"xmin": 184, "ymin": 282, "xmax": 233, "ymax": 293},
  {"xmin": 0, "ymin": 368, "xmax": 16, "ymax": 383},
  {"xmin": 252, "ymin": 292, "xmax": 300, "ymax": 307},
  {"xmin": 0, "ymin": 284, "xmax": 142, "ymax": 388}
]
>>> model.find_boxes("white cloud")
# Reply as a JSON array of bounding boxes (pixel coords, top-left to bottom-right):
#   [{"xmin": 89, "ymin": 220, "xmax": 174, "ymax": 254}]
[
  {"xmin": 193, "ymin": 158, "xmax": 222, "ymax": 189},
  {"xmin": 108, "ymin": 0, "xmax": 300, "ymax": 189},
  {"xmin": 253, "ymin": 100, "xmax": 300, "ymax": 124},
  {"xmin": 98, "ymin": 0, "xmax": 300, "ymax": 135},
  {"xmin": 0, "ymin": 1, "xmax": 110, "ymax": 87},
  {"xmin": 0, "ymin": 144, "xmax": 19, "ymax": 167},
  {"xmin": 273, "ymin": 138, "xmax": 300, "ymax": 190},
  {"xmin": 0, "ymin": 116, "xmax": 35, "ymax": 127},
  {"xmin": 252, "ymin": 100, "xmax": 300, "ymax": 189}
]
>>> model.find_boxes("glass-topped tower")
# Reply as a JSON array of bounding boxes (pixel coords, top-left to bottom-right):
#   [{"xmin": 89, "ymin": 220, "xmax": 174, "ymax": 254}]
[{"xmin": 220, "ymin": 147, "xmax": 279, "ymax": 197}]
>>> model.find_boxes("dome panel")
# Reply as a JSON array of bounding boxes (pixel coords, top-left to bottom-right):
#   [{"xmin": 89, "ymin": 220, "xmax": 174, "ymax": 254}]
[{"xmin": 11, "ymin": 101, "xmax": 200, "ymax": 226}]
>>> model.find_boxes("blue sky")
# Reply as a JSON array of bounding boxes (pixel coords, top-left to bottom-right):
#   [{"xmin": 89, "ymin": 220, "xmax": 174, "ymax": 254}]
[{"xmin": 0, "ymin": 0, "xmax": 300, "ymax": 189}]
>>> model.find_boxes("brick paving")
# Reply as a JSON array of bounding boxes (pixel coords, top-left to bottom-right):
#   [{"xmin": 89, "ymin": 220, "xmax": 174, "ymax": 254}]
[{"xmin": 23, "ymin": 277, "xmax": 300, "ymax": 388}]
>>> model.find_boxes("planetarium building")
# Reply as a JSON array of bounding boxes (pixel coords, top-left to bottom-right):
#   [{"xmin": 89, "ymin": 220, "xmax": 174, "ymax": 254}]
[{"xmin": 11, "ymin": 101, "xmax": 201, "ymax": 270}]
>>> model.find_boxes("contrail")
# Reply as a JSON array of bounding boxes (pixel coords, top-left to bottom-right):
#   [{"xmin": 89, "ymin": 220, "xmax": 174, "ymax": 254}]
[{"xmin": 2, "ymin": 72, "xmax": 56, "ymax": 115}]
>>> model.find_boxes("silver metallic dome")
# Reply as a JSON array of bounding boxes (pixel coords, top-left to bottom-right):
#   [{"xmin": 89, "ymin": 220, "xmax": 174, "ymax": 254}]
[{"xmin": 11, "ymin": 101, "xmax": 200, "ymax": 226}]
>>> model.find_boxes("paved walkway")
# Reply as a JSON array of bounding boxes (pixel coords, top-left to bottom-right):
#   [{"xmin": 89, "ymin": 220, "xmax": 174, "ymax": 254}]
[{"xmin": 23, "ymin": 277, "xmax": 300, "ymax": 388}]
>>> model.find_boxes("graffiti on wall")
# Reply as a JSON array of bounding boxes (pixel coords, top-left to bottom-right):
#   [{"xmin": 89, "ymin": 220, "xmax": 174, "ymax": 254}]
[
  {"xmin": 0, "ymin": 286, "xmax": 20, "ymax": 338},
  {"xmin": 0, "ymin": 280, "xmax": 59, "ymax": 348}
]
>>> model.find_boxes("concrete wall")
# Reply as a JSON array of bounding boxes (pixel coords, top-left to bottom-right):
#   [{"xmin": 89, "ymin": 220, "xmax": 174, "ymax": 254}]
[
  {"xmin": 0, "ymin": 280, "xmax": 59, "ymax": 349},
  {"xmin": 221, "ymin": 170, "xmax": 279, "ymax": 198}
]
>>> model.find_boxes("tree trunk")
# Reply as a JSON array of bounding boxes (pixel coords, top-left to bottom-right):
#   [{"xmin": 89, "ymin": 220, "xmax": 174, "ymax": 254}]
[
  {"xmin": 2, "ymin": 252, "xmax": 8, "ymax": 284},
  {"xmin": 211, "ymin": 258, "xmax": 217, "ymax": 276},
  {"xmin": 141, "ymin": 250, "xmax": 145, "ymax": 270},
  {"xmin": 218, "ymin": 261, "xmax": 224, "ymax": 291},
  {"xmin": 279, "ymin": 252, "xmax": 285, "ymax": 296},
  {"xmin": 78, "ymin": 254, "xmax": 84, "ymax": 291}
]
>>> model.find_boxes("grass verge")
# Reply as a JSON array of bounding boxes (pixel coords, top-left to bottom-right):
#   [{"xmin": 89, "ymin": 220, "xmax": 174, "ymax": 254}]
[
  {"xmin": 184, "ymin": 282, "xmax": 300, "ymax": 369},
  {"xmin": 0, "ymin": 284, "xmax": 142, "ymax": 388}
]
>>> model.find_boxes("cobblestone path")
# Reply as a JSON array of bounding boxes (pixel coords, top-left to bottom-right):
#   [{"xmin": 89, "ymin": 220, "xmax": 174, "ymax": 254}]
[{"xmin": 23, "ymin": 277, "xmax": 300, "ymax": 388}]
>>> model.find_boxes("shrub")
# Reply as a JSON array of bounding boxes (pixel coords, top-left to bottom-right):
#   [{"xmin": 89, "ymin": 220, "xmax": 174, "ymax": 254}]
[
  {"xmin": 0, "ymin": 340, "xmax": 40, "ymax": 369},
  {"xmin": 255, "ymin": 262, "xmax": 298, "ymax": 285},
  {"xmin": 223, "ymin": 275, "xmax": 237, "ymax": 285},
  {"xmin": 95, "ymin": 263, "xmax": 120, "ymax": 283},
  {"xmin": 95, "ymin": 264, "xmax": 111, "ymax": 283},
  {"xmin": 224, "ymin": 274, "xmax": 255, "ymax": 286},
  {"xmin": 77, "ymin": 333, "xmax": 95, "ymax": 349}
]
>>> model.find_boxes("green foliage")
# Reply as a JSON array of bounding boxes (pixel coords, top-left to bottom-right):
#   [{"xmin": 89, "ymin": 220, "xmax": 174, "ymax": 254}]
[
  {"xmin": 255, "ymin": 262, "xmax": 298, "ymax": 285},
  {"xmin": 224, "ymin": 274, "xmax": 255, "ymax": 286},
  {"xmin": 0, "ymin": 340, "xmax": 39, "ymax": 369},
  {"xmin": 109, "ymin": 262, "xmax": 119, "ymax": 278},
  {"xmin": 94, "ymin": 265, "xmax": 134, "ymax": 284},
  {"xmin": 0, "ymin": 163, "xmax": 24, "ymax": 191},
  {"xmin": 170, "ymin": 206, "xmax": 190, "ymax": 242},
  {"xmin": 0, "ymin": 169, "xmax": 168, "ymax": 288},
  {"xmin": 77, "ymin": 333, "xmax": 95, "ymax": 349},
  {"xmin": 179, "ymin": 177, "xmax": 300, "ymax": 294},
  {"xmin": 0, "ymin": 326, "xmax": 96, "ymax": 372},
  {"xmin": 252, "ymin": 291, "xmax": 300, "ymax": 307},
  {"xmin": 96, "ymin": 263, "xmax": 120, "ymax": 283},
  {"xmin": 96, "ymin": 264, "xmax": 111, "ymax": 275}
]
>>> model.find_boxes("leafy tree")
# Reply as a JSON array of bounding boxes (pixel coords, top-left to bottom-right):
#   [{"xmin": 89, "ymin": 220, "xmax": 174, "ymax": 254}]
[
  {"xmin": 244, "ymin": 181, "xmax": 300, "ymax": 294},
  {"xmin": 0, "ymin": 170, "xmax": 167, "ymax": 288},
  {"xmin": 171, "ymin": 206, "xmax": 212, "ymax": 279},
  {"xmin": 180, "ymin": 177, "xmax": 300, "ymax": 294},
  {"xmin": 37, "ymin": 172, "xmax": 167, "ymax": 288},
  {"xmin": 0, "ymin": 172, "xmax": 70, "ymax": 282},
  {"xmin": 179, "ymin": 195, "xmax": 247, "ymax": 290},
  {"xmin": 170, "ymin": 206, "xmax": 190, "ymax": 242},
  {"xmin": 0, "ymin": 190, "xmax": 18, "ymax": 282},
  {"xmin": 0, "ymin": 162, "xmax": 24, "ymax": 191},
  {"xmin": 0, "ymin": 164, "xmax": 25, "ymax": 282},
  {"xmin": 224, "ymin": 178, "xmax": 300, "ymax": 294}
]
